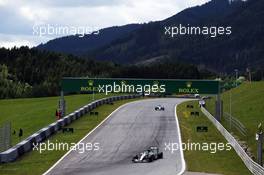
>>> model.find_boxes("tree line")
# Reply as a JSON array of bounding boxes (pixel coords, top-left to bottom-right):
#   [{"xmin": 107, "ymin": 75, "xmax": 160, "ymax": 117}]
[{"xmin": 0, "ymin": 46, "xmax": 214, "ymax": 99}]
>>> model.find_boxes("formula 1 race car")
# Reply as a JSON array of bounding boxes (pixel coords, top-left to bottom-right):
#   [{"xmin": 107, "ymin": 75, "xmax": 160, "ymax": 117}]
[
  {"xmin": 155, "ymin": 105, "xmax": 165, "ymax": 111},
  {"xmin": 132, "ymin": 146, "xmax": 163, "ymax": 163}
]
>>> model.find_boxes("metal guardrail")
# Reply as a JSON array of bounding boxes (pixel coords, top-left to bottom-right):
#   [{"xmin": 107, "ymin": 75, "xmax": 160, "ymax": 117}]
[
  {"xmin": 201, "ymin": 107, "xmax": 264, "ymax": 175},
  {"xmin": 0, "ymin": 94, "xmax": 140, "ymax": 163},
  {"xmin": 223, "ymin": 112, "xmax": 247, "ymax": 136}
]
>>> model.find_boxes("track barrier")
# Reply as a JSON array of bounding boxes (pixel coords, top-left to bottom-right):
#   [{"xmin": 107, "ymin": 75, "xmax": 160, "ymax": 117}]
[{"xmin": 0, "ymin": 94, "xmax": 140, "ymax": 163}]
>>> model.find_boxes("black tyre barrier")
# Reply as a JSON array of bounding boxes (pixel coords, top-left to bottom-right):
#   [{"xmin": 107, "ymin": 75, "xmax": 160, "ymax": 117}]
[
  {"xmin": 20, "ymin": 139, "xmax": 32, "ymax": 153},
  {"xmin": 48, "ymin": 125, "xmax": 56, "ymax": 135},
  {"xmin": 92, "ymin": 102, "xmax": 97, "ymax": 108},
  {"xmin": 0, "ymin": 148, "xmax": 18, "ymax": 162},
  {"xmin": 64, "ymin": 116, "xmax": 71, "ymax": 125},
  {"xmin": 80, "ymin": 108, "xmax": 85, "ymax": 116},
  {"xmin": 57, "ymin": 119, "xmax": 66, "ymax": 128},
  {"xmin": 0, "ymin": 94, "xmax": 140, "ymax": 163},
  {"xmin": 88, "ymin": 104, "xmax": 93, "ymax": 111},
  {"xmin": 76, "ymin": 110, "xmax": 81, "ymax": 118},
  {"xmin": 84, "ymin": 106, "xmax": 89, "ymax": 113},
  {"xmin": 68, "ymin": 113, "xmax": 75, "ymax": 122}
]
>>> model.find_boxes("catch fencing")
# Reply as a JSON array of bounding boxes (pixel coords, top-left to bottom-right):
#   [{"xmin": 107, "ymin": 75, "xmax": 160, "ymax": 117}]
[
  {"xmin": 0, "ymin": 122, "xmax": 11, "ymax": 152},
  {"xmin": 201, "ymin": 107, "xmax": 264, "ymax": 175},
  {"xmin": 223, "ymin": 112, "xmax": 247, "ymax": 136}
]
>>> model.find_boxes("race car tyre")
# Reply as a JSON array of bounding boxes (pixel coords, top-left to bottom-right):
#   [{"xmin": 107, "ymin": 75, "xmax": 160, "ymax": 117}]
[
  {"xmin": 148, "ymin": 156, "xmax": 154, "ymax": 162},
  {"xmin": 158, "ymin": 152, "xmax": 163, "ymax": 159}
]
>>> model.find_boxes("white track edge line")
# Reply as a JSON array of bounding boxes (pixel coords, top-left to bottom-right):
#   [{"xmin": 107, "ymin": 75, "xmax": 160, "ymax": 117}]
[
  {"xmin": 43, "ymin": 101, "xmax": 135, "ymax": 175},
  {"xmin": 175, "ymin": 103, "xmax": 186, "ymax": 175},
  {"xmin": 43, "ymin": 98, "xmax": 186, "ymax": 175}
]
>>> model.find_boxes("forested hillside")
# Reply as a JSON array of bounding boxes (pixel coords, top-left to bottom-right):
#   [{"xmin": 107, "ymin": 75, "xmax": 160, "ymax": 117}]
[
  {"xmin": 38, "ymin": 0, "xmax": 264, "ymax": 75},
  {"xmin": 0, "ymin": 47, "xmax": 213, "ymax": 98}
]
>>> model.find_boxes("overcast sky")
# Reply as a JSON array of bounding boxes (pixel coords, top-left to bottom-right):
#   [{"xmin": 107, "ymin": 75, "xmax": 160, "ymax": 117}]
[{"xmin": 0, "ymin": 0, "xmax": 209, "ymax": 48}]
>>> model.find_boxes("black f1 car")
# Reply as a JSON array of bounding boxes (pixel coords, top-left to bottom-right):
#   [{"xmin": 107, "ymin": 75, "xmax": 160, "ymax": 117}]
[
  {"xmin": 155, "ymin": 105, "xmax": 165, "ymax": 111},
  {"xmin": 132, "ymin": 146, "xmax": 163, "ymax": 163}
]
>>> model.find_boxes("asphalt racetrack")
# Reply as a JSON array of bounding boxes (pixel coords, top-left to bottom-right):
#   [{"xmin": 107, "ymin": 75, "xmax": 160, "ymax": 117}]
[{"xmin": 45, "ymin": 98, "xmax": 188, "ymax": 175}]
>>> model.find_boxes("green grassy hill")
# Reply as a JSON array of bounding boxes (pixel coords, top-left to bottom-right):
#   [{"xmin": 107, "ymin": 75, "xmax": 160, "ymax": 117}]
[
  {"xmin": 207, "ymin": 81, "xmax": 264, "ymax": 159},
  {"xmin": 0, "ymin": 94, "xmax": 108, "ymax": 146}
]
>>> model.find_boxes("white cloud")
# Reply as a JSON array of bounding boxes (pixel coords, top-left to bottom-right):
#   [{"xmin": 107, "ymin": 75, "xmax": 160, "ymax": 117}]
[
  {"xmin": 0, "ymin": 0, "xmax": 209, "ymax": 48},
  {"xmin": 0, "ymin": 34, "xmax": 50, "ymax": 48},
  {"xmin": 29, "ymin": 0, "xmax": 124, "ymax": 7},
  {"xmin": 19, "ymin": 6, "xmax": 50, "ymax": 22},
  {"xmin": 0, "ymin": 0, "xmax": 8, "ymax": 6}
]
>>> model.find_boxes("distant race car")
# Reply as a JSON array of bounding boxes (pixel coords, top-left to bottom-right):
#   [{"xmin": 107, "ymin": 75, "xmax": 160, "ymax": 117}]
[
  {"xmin": 132, "ymin": 146, "xmax": 163, "ymax": 163},
  {"xmin": 202, "ymin": 96, "xmax": 211, "ymax": 100},
  {"xmin": 155, "ymin": 105, "xmax": 165, "ymax": 111},
  {"xmin": 194, "ymin": 94, "xmax": 200, "ymax": 98}
]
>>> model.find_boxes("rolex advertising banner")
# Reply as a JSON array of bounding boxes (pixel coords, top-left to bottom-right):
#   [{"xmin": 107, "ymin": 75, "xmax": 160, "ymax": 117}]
[{"xmin": 61, "ymin": 78, "xmax": 220, "ymax": 95}]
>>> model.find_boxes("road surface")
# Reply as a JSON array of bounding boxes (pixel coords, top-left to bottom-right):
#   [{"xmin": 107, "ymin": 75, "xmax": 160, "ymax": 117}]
[{"xmin": 45, "ymin": 98, "xmax": 187, "ymax": 175}]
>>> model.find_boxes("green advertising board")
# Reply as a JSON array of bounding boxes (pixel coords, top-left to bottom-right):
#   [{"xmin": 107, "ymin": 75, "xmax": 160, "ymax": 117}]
[{"xmin": 61, "ymin": 78, "xmax": 220, "ymax": 95}]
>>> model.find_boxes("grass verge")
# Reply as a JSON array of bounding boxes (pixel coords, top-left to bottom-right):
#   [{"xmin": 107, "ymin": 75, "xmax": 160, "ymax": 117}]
[
  {"xmin": 0, "ymin": 98, "xmax": 140, "ymax": 175},
  {"xmin": 0, "ymin": 94, "xmax": 114, "ymax": 145},
  {"xmin": 177, "ymin": 100, "xmax": 251, "ymax": 175},
  {"xmin": 206, "ymin": 82, "xmax": 264, "ymax": 159}
]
